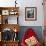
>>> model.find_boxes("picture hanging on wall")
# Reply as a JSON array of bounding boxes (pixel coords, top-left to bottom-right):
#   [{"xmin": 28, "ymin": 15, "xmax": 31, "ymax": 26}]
[{"xmin": 25, "ymin": 7, "xmax": 37, "ymax": 21}]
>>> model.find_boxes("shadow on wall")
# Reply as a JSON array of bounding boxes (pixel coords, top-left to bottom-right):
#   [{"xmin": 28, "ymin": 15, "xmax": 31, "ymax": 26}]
[{"xmin": 18, "ymin": 26, "xmax": 44, "ymax": 45}]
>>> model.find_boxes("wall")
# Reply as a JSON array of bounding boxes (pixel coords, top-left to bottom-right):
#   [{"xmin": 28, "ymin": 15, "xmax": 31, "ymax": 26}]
[
  {"xmin": 0, "ymin": 0, "xmax": 44, "ymax": 26},
  {"xmin": 18, "ymin": 0, "xmax": 44, "ymax": 26},
  {"xmin": 0, "ymin": 0, "xmax": 44, "ymax": 45}
]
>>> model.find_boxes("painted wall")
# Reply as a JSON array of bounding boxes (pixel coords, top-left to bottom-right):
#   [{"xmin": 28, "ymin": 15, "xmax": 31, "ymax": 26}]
[
  {"xmin": 0, "ymin": 0, "xmax": 44, "ymax": 26},
  {"xmin": 0, "ymin": 1, "xmax": 44, "ymax": 45}
]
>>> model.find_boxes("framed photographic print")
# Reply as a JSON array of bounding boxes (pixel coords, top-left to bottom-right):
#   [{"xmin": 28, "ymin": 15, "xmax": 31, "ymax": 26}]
[{"xmin": 25, "ymin": 7, "xmax": 37, "ymax": 21}]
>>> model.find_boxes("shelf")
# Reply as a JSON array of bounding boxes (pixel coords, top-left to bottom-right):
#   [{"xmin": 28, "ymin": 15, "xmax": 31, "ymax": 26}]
[
  {"xmin": 0, "ymin": 7, "xmax": 19, "ymax": 24},
  {"xmin": 2, "ymin": 40, "xmax": 19, "ymax": 43},
  {"xmin": 0, "ymin": 24, "xmax": 20, "ymax": 32},
  {"xmin": 0, "ymin": 7, "xmax": 19, "ymax": 16}
]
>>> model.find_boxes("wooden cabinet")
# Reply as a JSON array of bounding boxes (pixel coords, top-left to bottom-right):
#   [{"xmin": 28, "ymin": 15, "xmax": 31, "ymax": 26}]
[{"xmin": 0, "ymin": 7, "xmax": 19, "ymax": 46}]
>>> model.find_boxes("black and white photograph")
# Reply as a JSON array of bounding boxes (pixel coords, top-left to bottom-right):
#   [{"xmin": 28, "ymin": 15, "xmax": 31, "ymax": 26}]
[{"xmin": 25, "ymin": 7, "xmax": 37, "ymax": 21}]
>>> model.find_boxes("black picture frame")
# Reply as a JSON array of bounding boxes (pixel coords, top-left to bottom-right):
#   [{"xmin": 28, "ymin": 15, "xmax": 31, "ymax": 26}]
[{"xmin": 25, "ymin": 7, "xmax": 37, "ymax": 21}]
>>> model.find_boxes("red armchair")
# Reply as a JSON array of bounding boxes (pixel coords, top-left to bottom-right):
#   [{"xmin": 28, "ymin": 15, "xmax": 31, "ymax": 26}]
[{"xmin": 21, "ymin": 28, "xmax": 41, "ymax": 46}]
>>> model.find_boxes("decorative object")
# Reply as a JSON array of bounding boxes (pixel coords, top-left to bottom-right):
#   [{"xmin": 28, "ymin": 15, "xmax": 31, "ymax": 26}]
[
  {"xmin": 2, "ymin": 10, "xmax": 9, "ymax": 15},
  {"xmin": 13, "ymin": 32, "xmax": 18, "ymax": 41},
  {"xmin": 9, "ymin": 10, "xmax": 15, "ymax": 15},
  {"xmin": 5, "ymin": 18, "xmax": 8, "ymax": 24},
  {"xmin": 25, "ymin": 36, "xmax": 38, "ymax": 46},
  {"xmin": 1, "ymin": 28, "xmax": 18, "ymax": 41},
  {"xmin": 2, "ymin": 28, "xmax": 13, "ymax": 41},
  {"xmin": 9, "ymin": 10, "xmax": 18, "ymax": 15},
  {"xmin": 21, "ymin": 28, "xmax": 41, "ymax": 46},
  {"xmin": 15, "ymin": 0, "xmax": 17, "ymax": 7},
  {"xmin": 25, "ymin": 7, "xmax": 37, "ymax": 21},
  {"xmin": 2, "ymin": 16, "xmax": 8, "ymax": 24}
]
